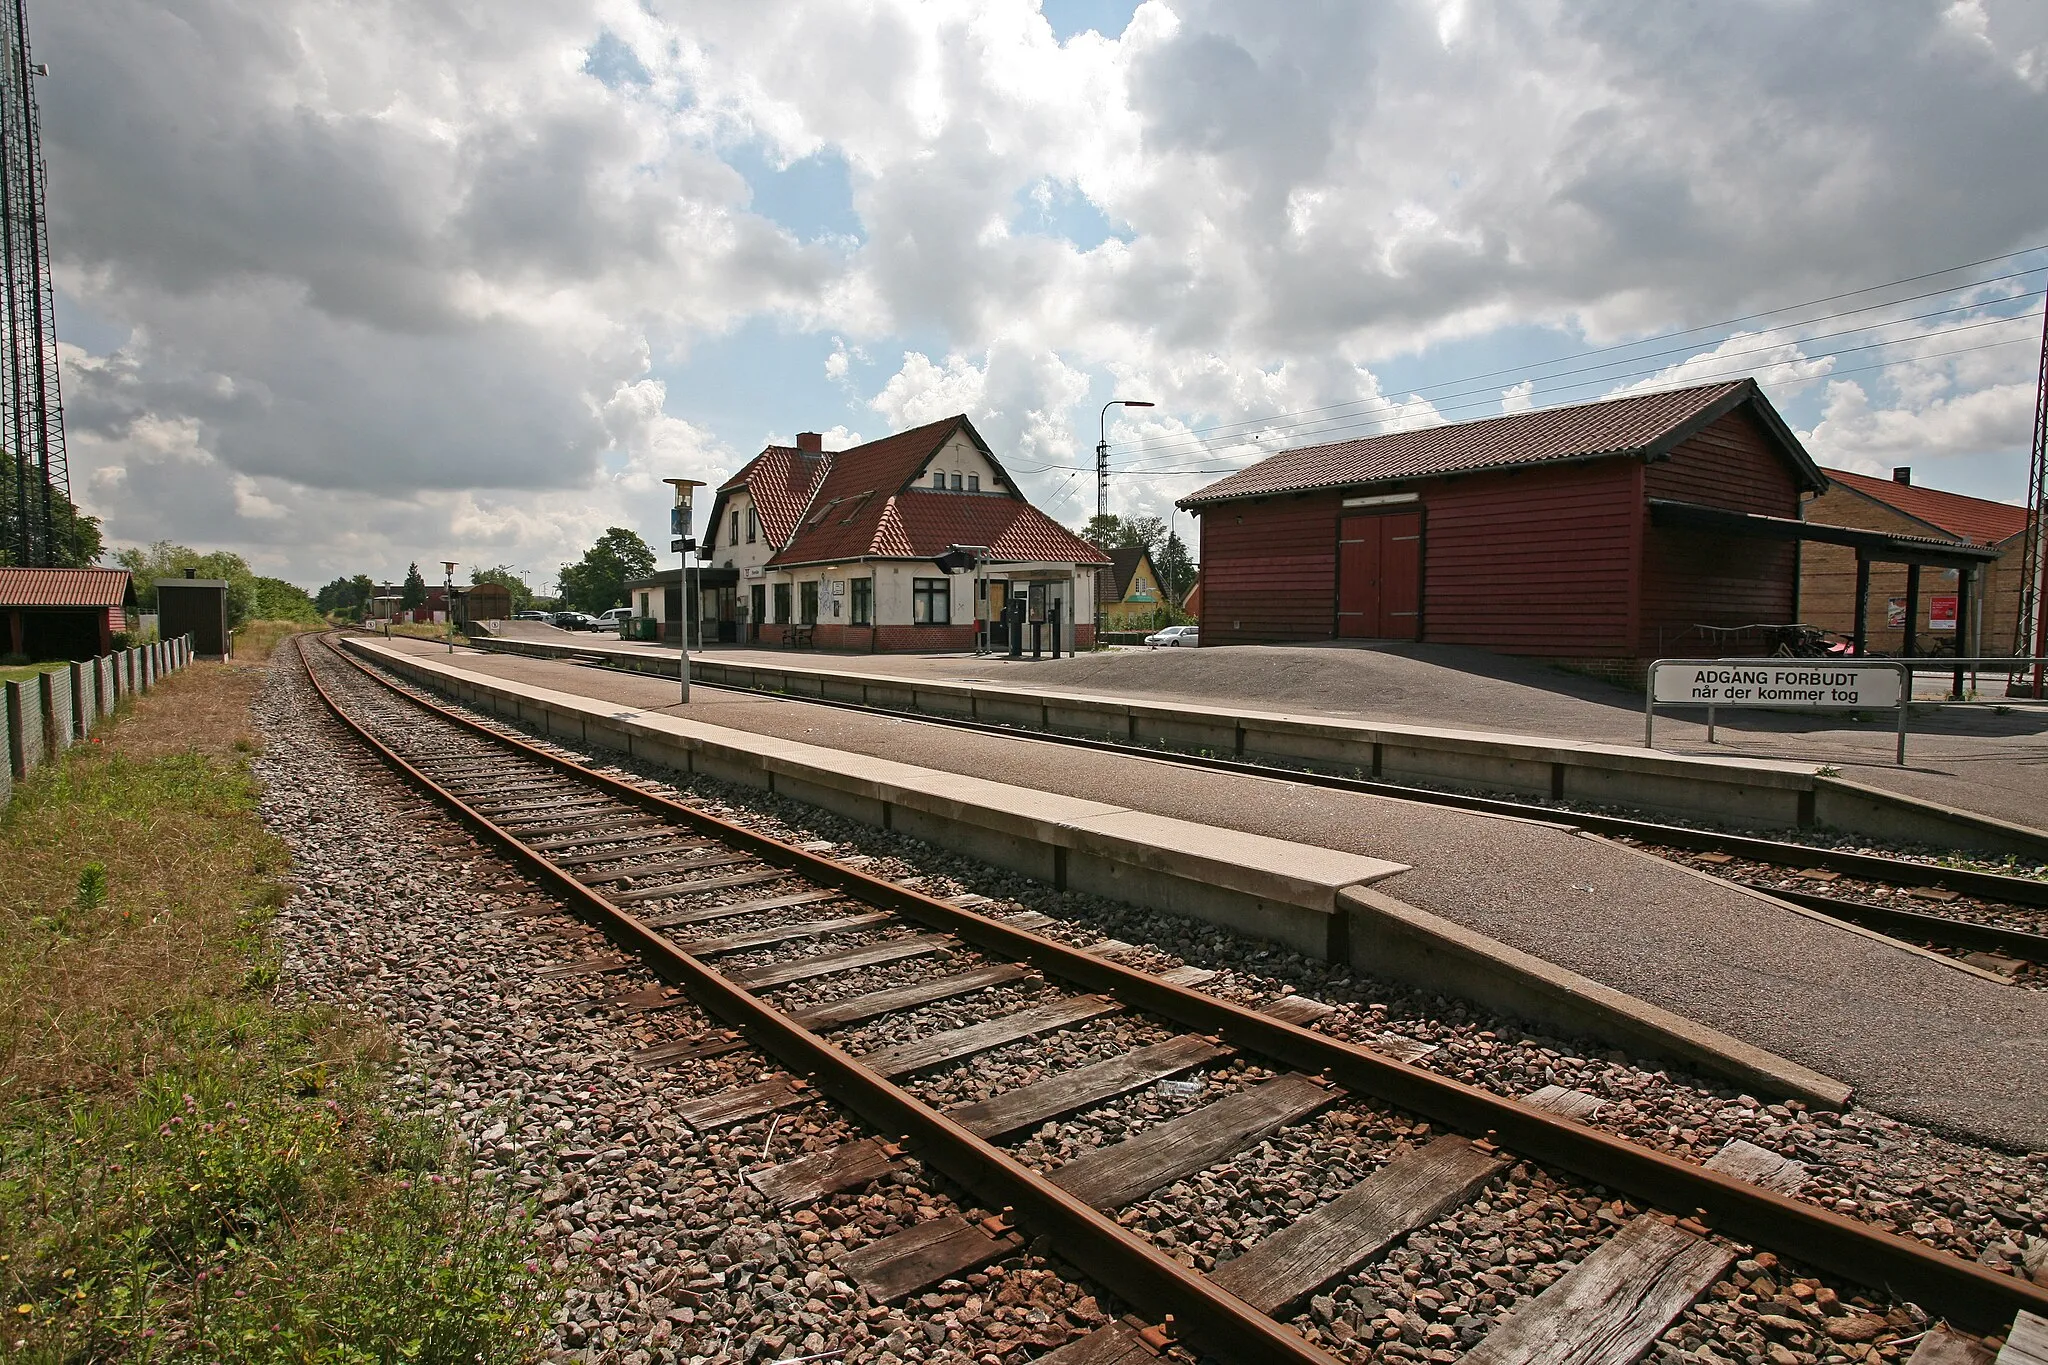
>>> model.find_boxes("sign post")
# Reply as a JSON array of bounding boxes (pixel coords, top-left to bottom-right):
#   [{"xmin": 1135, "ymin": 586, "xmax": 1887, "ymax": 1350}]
[
  {"xmin": 1646, "ymin": 659, "xmax": 1911, "ymax": 764},
  {"xmin": 663, "ymin": 479, "xmax": 704, "ymax": 704}
]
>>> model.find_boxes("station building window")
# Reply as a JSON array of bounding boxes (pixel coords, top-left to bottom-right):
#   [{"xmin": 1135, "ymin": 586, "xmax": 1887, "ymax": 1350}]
[
  {"xmin": 950, "ymin": 472, "xmax": 962, "ymax": 490},
  {"xmin": 773, "ymin": 582, "xmax": 791, "ymax": 623},
  {"xmin": 850, "ymin": 577, "xmax": 873, "ymax": 625},
  {"xmin": 967, "ymin": 474, "xmax": 979, "ymax": 491},
  {"xmin": 799, "ymin": 581, "xmax": 820, "ymax": 625},
  {"xmin": 745, "ymin": 507, "xmax": 757, "ymax": 543},
  {"xmin": 912, "ymin": 578, "xmax": 950, "ymax": 625},
  {"xmin": 932, "ymin": 469, "xmax": 946, "ymax": 489}
]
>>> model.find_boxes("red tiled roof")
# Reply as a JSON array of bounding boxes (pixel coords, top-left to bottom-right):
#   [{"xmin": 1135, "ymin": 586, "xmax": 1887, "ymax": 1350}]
[
  {"xmin": 0, "ymin": 567, "xmax": 136, "ymax": 608},
  {"xmin": 768, "ymin": 414, "xmax": 1108, "ymax": 568},
  {"xmin": 1823, "ymin": 467, "xmax": 2030, "ymax": 546},
  {"xmin": 1180, "ymin": 379, "xmax": 1820, "ymax": 507},
  {"xmin": 715, "ymin": 445, "xmax": 829, "ymax": 550}
]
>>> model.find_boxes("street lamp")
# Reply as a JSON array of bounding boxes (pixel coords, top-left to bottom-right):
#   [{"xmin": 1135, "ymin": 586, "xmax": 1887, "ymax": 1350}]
[
  {"xmin": 663, "ymin": 479, "xmax": 705, "ymax": 703},
  {"xmin": 1096, "ymin": 399, "xmax": 1155, "ymax": 520},
  {"xmin": 441, "ymin": 561, "xmax": 458, "ymax": 654}
]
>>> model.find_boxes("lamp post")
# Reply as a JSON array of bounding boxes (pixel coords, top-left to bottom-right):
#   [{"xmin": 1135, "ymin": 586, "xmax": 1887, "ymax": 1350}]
[
  {"xmin": 663, "ymin": 479, "xmax": 705, "ymax": 703},
  {"xmin": 936, "ymin": 544, "xmax": 992, "ymax": 654},
  {"xmin": 1096, "ymin": 398, "xmax": 1155, "ymax": 520},
  {"xmin": 441, "ymin": 561, "xmax": 458, "ymax": 653}
]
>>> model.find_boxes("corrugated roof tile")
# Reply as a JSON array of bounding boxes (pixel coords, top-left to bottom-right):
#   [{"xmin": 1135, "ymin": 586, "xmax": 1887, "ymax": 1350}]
[{"xmin": 0, "ymin": 567, "xmax": 136, "ymax": 609}]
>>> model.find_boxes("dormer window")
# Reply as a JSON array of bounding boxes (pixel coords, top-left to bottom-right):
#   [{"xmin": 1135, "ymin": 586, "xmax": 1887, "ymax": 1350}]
[{"xmin": 931, "ymin": 470, "xmax": 946, "ymax": 489}]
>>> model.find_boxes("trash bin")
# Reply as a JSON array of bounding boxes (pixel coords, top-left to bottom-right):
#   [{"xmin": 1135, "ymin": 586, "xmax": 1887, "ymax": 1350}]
[{"xmin": 628, "ymin": 617, "xmax": 659, "ymax": 642}]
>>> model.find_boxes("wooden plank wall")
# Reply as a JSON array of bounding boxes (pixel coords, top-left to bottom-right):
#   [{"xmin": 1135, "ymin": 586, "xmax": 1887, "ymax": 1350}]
[
  {"xmin": 1637, "ymin": 409, "xmax": 1801, "ymax": 657},
  {"xmin": 1197, "ymin": 492, "xmax": 1345, "ymax": 644},
  {"xmin": 1420, "ymin": 460, "xmax": 1639, "ymax": 657}
]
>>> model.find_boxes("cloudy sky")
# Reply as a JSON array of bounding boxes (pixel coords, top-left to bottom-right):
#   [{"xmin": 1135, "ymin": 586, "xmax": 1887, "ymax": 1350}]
[{"xmin": 39, "ymin": 0, "xmax": 2048, "ymax": 589}]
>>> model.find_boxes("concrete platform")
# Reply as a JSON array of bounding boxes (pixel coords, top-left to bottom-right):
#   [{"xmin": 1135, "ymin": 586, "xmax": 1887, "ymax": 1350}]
[
  {"xmin": 362, "ymin": 636, "xmax": 2048, "ymax": 1149},
  {"xmin": 473, "ymin": 629, "xmax": 2048, "ymax": 856}
]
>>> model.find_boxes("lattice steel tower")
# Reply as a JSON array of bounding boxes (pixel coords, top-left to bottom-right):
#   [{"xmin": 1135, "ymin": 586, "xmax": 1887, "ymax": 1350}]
[
  {"xmin": 2013, "ymin": 298, "xmax": 2048, "ymax": 691},
  {"xmin": 0, "ymin": 0, "xmax": 66, "ymax": 567}
]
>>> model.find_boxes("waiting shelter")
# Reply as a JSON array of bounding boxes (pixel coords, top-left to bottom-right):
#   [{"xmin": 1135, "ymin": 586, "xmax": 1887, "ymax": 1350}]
[{"xmin": 0, "ymin": 566, "xmax": 136, "ymax": 660}]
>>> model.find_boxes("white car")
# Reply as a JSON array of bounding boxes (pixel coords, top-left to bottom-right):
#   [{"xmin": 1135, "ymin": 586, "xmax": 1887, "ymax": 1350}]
[
  {"xmin": 1144, "ymin": 624, "xmax": 1199, "ymax": 648},
  {"xmin": 599, "ymin": 607, "xmax": 633, "ymax": 626}
]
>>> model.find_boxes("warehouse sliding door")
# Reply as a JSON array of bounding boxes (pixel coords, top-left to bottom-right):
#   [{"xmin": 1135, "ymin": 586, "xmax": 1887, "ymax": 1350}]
[{"xmin": 1336, "ymin": 510, "xmax": 1422, "ymax": 639}]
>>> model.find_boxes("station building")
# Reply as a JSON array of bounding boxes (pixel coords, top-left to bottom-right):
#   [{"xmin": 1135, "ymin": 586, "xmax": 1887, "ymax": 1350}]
[
  {"xmin": 689, "ymin": 415, "xmax": 1108, "ymax": 653},
  {"xmin": 1177, "ymin": 378, "xmax": 2002, "ymax": 675}
]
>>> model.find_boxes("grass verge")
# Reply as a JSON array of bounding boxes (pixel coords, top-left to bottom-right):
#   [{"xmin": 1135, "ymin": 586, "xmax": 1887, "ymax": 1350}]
[{"xmin": 0, "ymin": 657, "xmax": 556, "ymax": 1361}]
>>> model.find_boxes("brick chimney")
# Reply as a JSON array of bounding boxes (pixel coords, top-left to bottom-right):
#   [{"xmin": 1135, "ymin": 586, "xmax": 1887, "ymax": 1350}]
[
  {"xmin": 1893, "ymin": 466, "xmax": 1911, "ymax": 485},
  {"xmin": 796, "ymin": 432, "xmax": 823, "ymax": 452}
]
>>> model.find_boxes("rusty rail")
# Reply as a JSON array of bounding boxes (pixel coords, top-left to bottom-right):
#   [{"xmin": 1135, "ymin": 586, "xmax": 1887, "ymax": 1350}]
[{"xmin": 304, "ymin": 635, "xmax": 2048, "ymax": 1335}]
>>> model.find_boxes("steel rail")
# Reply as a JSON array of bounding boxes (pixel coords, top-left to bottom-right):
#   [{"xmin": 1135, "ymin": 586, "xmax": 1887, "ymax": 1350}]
[
  {"xmin": 296, "ymin": 637, "xmax": 1342, "ymax": 1365},
  {"xmin": 1738, "ymin": 882, "xmax": 2048, "ymax": 966},
  {"xmin": 310, "ymin": 636, "xmax": 2048, "ymax": 1333}
]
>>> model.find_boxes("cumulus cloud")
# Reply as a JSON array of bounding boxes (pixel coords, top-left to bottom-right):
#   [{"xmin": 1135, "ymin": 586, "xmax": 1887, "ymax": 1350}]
[{"xmin": 35, "ymin": 0, "xmax": 2048, "ymax": 577}]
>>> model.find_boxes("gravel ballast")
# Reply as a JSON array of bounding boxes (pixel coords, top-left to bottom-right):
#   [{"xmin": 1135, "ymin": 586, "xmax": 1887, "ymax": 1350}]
[{"xmin": 259, "ymin": 643, "xmax": 2048, "ymax": 1363}]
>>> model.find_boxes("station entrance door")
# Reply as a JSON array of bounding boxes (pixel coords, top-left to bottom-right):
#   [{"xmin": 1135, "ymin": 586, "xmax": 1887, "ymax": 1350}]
[{"xmin": 1337, "ymin": 510, "xmax": 1422, "ymax": 640}]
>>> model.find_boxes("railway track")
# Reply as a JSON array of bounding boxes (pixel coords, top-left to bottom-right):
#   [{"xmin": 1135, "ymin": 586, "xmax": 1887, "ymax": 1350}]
[
  {"xmin": 298, "ymin": 635, "xmax": 2048, "ymax": 1361},
  {"xmin": 591, "ymin": 659, "xmax": 2048, "ymax": 968}
]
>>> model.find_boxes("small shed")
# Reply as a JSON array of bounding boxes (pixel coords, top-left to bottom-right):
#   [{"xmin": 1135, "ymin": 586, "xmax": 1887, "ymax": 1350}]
[
  {"xmin": 454, "ymin": 582, "xmax": 511, "ymax": 624},
  {"xmin": 157, "ymin": 571, "xmax": 231, "ymax": 659},
  {"xmin": 0, "ymin": 567, "xmax": 137, "ymax": 660}
]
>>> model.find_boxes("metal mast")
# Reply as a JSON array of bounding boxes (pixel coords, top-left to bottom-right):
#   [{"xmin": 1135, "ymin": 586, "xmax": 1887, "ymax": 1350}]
[
  {"xmin": 0, "ymin": 0, "xmax": 66, "ymax": 567},
  {"xmin": 2013, "ymin": 296, "xmax": 2048, "ymax": 695}
]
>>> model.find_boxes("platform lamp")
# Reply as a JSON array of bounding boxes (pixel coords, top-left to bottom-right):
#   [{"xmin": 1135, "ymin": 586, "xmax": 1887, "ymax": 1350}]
[
  {"xmin": 441, "ymin": 561, "xmax": 458, "ymax": 653},
  {"xmin": 934, "ymin": 544, "xmax": 991, "ymax": 654},
  {"xmin": 663, "ymin": 479, "xmax": 705, "ymax": 703}
]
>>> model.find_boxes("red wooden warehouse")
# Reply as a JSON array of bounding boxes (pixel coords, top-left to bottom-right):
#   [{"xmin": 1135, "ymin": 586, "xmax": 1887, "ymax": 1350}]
[{"xmin": 1177, "ymin": 380, "xmax": 1837, "ymax": 676}]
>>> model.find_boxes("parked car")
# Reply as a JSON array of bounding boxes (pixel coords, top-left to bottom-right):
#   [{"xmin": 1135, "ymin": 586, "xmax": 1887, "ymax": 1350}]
[
  {"xmin": 1144, "ymin": 624, "xmax": 1199, "ymax": 648},
  {"xmin": 598, "ymin": 607, "xmax": 634, "ymax": 627},
  {"xmin": 512, "ymin": 610, "xmax": 550, "ymax": 621},
  {"xmin": 551, "ymin": 611, "xmax": 602, "ymax": 631}
]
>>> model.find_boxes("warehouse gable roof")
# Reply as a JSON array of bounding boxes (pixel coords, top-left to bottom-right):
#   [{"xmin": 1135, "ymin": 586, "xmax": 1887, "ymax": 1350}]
[
  {"xmin": 1178, "ymin": 379, "xmax": 1825, "ymax": 509},
  {"xmin": 0, "ymin": 567, "xmax": 137, "ymax": 609}
]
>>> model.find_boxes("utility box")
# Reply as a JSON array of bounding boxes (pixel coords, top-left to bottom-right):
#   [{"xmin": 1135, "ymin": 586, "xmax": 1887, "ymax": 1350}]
[{"xmin": 156, "ymin": 572, "xmax": 230, "ymax": 659}]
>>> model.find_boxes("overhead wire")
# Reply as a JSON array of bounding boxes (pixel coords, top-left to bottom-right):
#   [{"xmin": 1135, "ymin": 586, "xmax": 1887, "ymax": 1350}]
[
  {"xmin": 1101, "ymin": 328, "xmax": 2041, "ymax": 481},
  {"xmin": 1103, "ymin": 247, "xmax": 2048, "ymax": 458}
]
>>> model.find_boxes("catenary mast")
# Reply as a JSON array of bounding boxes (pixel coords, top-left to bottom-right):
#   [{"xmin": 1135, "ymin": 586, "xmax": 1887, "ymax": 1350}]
[{"xmin": 0, "ymin": 0, "xmax": 66, "ymax": 567}]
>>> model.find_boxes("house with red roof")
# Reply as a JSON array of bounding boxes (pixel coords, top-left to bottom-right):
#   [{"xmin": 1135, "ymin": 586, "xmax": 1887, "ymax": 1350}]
[
  {"xmin": 693, "ymin": 416, "xmax": 1110, "ymax": 653},
  {"xmin": 1177, "ymin": 378, "xmax": 2004, "ymax": 675},
  {"xmin": 1802, "ymin": 465, "xmax": 2031, "ymax": 656}
]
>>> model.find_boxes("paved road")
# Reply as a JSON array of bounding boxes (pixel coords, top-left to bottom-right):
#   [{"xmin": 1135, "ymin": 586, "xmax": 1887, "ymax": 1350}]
[{"xmin": 389, "ymin": 638, "xmax": 2048, "ymax": 1150}]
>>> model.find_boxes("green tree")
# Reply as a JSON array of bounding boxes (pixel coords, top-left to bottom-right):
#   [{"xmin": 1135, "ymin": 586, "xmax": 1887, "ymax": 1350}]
[
  {"xmin": 250, "ymin": 576, "xmax": 321, "ymax": 622},
  {"xmin": 557, "ymin": 528, "xmax": 655, "ymax": 614},
  {"xmin": 315, "ymin": 574, "xmax": 377, "ymax": 620},
  {"xmin": 400, "ymin": 563, "xmax": 428, "ymax": 612},
  {"xmin": 470, "ymin": 564, "xmax": 535, "ymax": 613},
  {"xmin": 1081, "ymin": 514, "xmax": 1167, "ymax": 557},
  {"xmin": 0, "ymin": 476, "xmax": 103, "ymax": 568},
  {"xmin": 113, "ymin": 542, "xmax": 259, "ymax": 626},
  {"xmin": 1156, "ymin": 529, "xmax": 1196, "ymax": 604}
]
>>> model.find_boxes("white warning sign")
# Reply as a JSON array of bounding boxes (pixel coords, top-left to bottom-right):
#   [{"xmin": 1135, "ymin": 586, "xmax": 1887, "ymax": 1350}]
[{"xmin": 1652, "ymin": 664, "xmax": 1900, "ymax": 709}]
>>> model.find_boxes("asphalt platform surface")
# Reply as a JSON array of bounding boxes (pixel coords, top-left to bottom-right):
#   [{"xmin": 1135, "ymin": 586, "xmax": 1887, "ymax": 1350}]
[
  {"xmin": 492, "ymin": 630, "xmax": 2044, "ymax": 835},
  {"xmin": 383, "ymin": 637, "xmax": 2047, "ymax": 1150}
]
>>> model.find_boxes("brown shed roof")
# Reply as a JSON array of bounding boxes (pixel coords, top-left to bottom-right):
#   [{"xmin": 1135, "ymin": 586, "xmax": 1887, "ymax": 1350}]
[
  {"xmin": 1822, "ymin": 467, "xmax": 2029, "ymax": 547},
  {"xmin": 0, "ymin": 567, "xmax": 137, "ymax": 609},
  {"xmin": 1178, "ymin": 379, "xmax": 1824, "ymax": 508}
]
